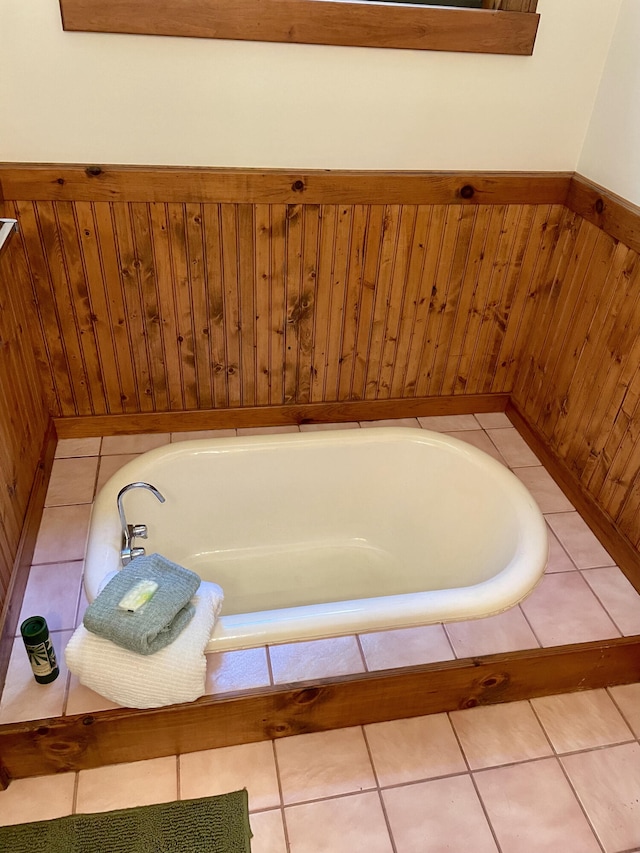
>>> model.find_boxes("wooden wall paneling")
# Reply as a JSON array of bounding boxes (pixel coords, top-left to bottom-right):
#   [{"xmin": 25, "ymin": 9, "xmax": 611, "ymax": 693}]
[
  {"xmin": 413, "ymin": 206, "xmax": 456, "ymax": 399},
  {"xmin": 336, "ymin": 204, "xmax": 367, "ymax": 402},
  {"xmin": 493, "ymin": 204, "xmax": 565, "ymax": 393},
  {"xmin": 284, "ymin": 204, "xmax": 304, "ymax": 405},
  {"xmin": 57, "ymin": 201, "xmax": 109, "ymax": 415},
  {"xmin": 551, "ymin": 242, "xmax": 633, "ymax": 463},
  {"xmin": 594, "ymin": 368, "xmax": 640, "ymax": 519},
  {"xmin": 38, "ymin": 202, "xmax": 97, "ymax": 415},
  {"xmin": 403, "ymin": 207, "xmax": 445, "ymax": 398},
  {"xmin": 535, "ymin": 224, "xmax": 613, "ymax": 436},
  {"xmin": 429, "ymin": 205, "xmax": 478, "ymax": 396},
  {"xmin": 130, "ymin": 202, "xmax": 171, "ymax": 412},
  {"xmin": 310, "ymin": 205, "xmax": 337, "ymax": 404},
  {"xmin": 110, "ymin": 203, "xmax": 154, "ymax": 412},
  {"xmin": 185, "ymin": 203, "xmax": 213, "ymax": 410},
  {"xmin": 5, "ymin": 202, "xmax": 61, "ymax": 417},
  {"xmin": 519, "ymin": 214, "xmax": 591, "ymax": 420},
  {"xmin": 469, "ymin": 205, "xmax": 525, "ymax": 394},
  {"xmin": 577, "ymin": 256, "xmax": 640, "ymax": 484},
  {"xmin": 0, "ymin": 214, "xmax": 50, "ymax": 616},
  {"xmin": 74, "ymin": 203, "xmax": 123, "ymax": 413},
  {"xmin": 148, "ymin": 202, "xmax": 184, "ymax": 411},
  {"xmin": 297, "ymin": 205, "xmax": 320, "ymax": 404},
  {"xmin": 14, "ymin": 202, "xmax": 72, "ymax": 416},
  {"xmin": 219, "ymin": 205, "xmax": 242, "ymax": 408},
  {"xmin": 443, "ymin": 204, "xmax": 498, "ymax": 395},
  {"xmin": 89, "ymin": 204, "xmax": 138, "ymax": 413},
  {"xmin": 201, "ymin": 204, "xmax": 229, "ymax": 409},
  {"xmin": 324, "ymin": 205, "xmax": 353, "ymax": 402},
  {"xmin": 388, "ymin": 206, "xmax": 431, "ymax": 399},
  {"xmin": 378, "ymin": 206, "xmax": 419, "ymax": 400},
  {"xmin": 237, "ymin": 204, "xmax": 257, "ymax": 407},
  {"xmin": 349, "ymin": 205, "xmax": 383, "ymax": 402},
  {"xmin": 513, "ymin": 209, "xmax": 580, "ymax": 411},
  {"xmin": 361, "ymin": 206, "xmax": 398, "ymax": 400},
  {"xmin": 164, "ymin": 203, "xmax": 195, "ymax": 410},
  {"xmin": 578, "ymin": 270, "xmax": 640, "ymax": 496},
  {"xmin": 269, "ymin": 205, "xmax": 288, "ymax": 407},
  {"xmin": 254, "ymin": 205, "xmax": 271, "ymax": 407}
]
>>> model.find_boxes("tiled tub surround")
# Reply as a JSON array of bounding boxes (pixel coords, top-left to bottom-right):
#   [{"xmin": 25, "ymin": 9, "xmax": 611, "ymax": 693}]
[
  {"xmin": 2, "ymin": 415, "xmax": 640, "ymax": 852},
  {"xmin": 2, "ymin": 413, "xmax": 640, "ymax": 724},
  {"xmin": 1, "ymin": 688, "xmax": 640, "ymax": 852}
]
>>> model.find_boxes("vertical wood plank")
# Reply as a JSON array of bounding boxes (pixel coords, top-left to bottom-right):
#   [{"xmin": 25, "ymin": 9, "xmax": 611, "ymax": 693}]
[
  {"xmin": 219, "ymin": 205, "xmax": 242, "ymax": 408},
  {"xmin": 148, "ymin": 202, "xmax": 185, "ymax": 410}
]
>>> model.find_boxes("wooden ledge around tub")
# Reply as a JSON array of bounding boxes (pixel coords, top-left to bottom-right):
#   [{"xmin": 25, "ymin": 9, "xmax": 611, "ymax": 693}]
[
  {"xmin": 53, "ymin": 393, "xmax": 511, "ymax": 438},
  {"xmin": 1, "ymin": 635, "xmax": 639, "ymax": 786}
]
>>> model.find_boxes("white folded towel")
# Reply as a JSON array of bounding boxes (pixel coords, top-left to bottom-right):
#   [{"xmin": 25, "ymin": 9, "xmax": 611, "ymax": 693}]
[{"xmin": 65, "ymin": 581, "xmax": 223, "ymax": 709}]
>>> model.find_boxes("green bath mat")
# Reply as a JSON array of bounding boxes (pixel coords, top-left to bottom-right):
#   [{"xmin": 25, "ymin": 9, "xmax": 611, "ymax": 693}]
[{"xmin": 0, "ymin": 789, "xmax": 252, "ymax": 853}]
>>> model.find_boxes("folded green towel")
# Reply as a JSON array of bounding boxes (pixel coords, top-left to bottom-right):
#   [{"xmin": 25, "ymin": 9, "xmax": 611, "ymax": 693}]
[{"xmin": 83, "ymin": 554, "xmax": 202, "ymax": 655}]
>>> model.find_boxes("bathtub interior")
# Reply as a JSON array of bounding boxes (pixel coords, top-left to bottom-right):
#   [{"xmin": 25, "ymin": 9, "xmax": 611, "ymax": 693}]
[{"xmin": 87, "ymin": 429, "xmax": 545, "ymax": 624}]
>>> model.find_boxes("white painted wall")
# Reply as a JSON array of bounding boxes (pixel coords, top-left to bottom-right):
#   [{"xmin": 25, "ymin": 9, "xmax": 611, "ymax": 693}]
[
  {"xmin": 0, "ymin": 0, "xmax": 620, "ymax": 170},
  {"xmin": 578, "ymin": 1, "xmax": 640, "ymax": 207}
]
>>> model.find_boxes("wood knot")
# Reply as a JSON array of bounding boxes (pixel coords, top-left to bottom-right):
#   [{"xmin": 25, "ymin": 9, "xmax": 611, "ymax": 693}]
[
  {"xmin": 82, "ymin": 716, "xmax": 95, "ymax": 726},
  {"xmin": 291, "ymin": 179, "xmax": 305, "ymax": 192},
  {"xmin": 460, "ymin": 184, "xmax": 475, "ymax": 200},
  {"xmin": 595, "ymin": 198, "xmax": 605, "ymax": 215},
  {"xmin": 294, "ymin": 687, "xmax": 321, "ymax": 705},
  {"xmin": 85, "ymin": 166, "xmax": 103, "ymax": 177}
]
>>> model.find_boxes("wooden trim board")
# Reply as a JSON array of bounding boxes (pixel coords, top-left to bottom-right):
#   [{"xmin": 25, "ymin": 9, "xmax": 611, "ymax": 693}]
[
  {"xmin": 0, "ymin": 635, "xmax": 638, "ymax": 784},
  {"xmin": 0, "ymin": 166, "xmax": 571, "ymax": 206},
  {"xmin": 58, "ymin": 0, "xmax": 540, "ymax": 55},
  {"xmin": 566, "ymin": 174, "xmax": 640, "ymax": 257},
  {"xmin": 53, "ymin": 394, "xmax": 510, "ymax": 438}
]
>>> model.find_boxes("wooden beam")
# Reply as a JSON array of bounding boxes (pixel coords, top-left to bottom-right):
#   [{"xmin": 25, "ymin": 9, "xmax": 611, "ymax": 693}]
[
  {"xmin": 567, "ymin": 174, "xmax": 640, "ymax": 256},
  {"xmin": 0, "ymin": 166, "xmax": 571, "ymax": 206},
  {"xmin": 58, "ymin": 0, "xmax": 540, "ymax": 55},
  {"xmin": 53, "ymin": 393, "xmax": 510, "ymax": 438},
  {"xmin": 507, "ymin": 400, "xmax": 640, "ymax": 594},
  {"xmin": 0, "ymin": 635, "xmax": 638, "ymax": 783}
]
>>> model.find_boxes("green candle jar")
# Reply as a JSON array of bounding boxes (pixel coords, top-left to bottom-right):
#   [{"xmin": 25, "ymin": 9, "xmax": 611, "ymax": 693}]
[{"xmin": 20, "ymin": 616, "xmax": 59, "ymax": 684}]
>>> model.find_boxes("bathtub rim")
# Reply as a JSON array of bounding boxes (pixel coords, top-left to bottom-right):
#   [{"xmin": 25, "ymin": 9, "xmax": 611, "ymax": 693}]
[{"xmin": 84, "ymin": 427, "xmax": 549, "ymax": 650}]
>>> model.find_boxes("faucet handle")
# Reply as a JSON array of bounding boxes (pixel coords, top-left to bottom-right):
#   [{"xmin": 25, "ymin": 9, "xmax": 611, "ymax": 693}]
[{"xmin": 131, "ymin": 524, "xmax": 148, "ymax": 539}]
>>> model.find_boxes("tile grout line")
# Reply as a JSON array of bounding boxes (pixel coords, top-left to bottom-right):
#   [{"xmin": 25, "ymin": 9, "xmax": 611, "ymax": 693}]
[
  {"xmin": 446, "ymin": 710, "xmax": 505, "ymax": 853},
  {"xmin": 360, "ymin": 724, "xmax": 399, "ymax": 853},
  {"xmin": 527, "ymin": 698, "xmax": 607, "ymax": 853},
  {"xmin": 270, "ymin": 738, "xmax": 292, "ymax": 853},
  {"xmin": 579, "ymin": 567, "xmax": 638, "ymax": 638},
  {"xmin": 354, "ymin": 634, "xmax": 370, "ymax": 673},
  {"xmin": 605, "ymin": 686, "xmax": 640, "ymax": 744}
]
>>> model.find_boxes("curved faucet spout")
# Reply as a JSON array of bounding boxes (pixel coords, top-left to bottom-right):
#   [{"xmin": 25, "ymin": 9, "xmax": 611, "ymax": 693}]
[{"xmin": 117, "ymin": 482, "xmax": 166, "ymax": 566}]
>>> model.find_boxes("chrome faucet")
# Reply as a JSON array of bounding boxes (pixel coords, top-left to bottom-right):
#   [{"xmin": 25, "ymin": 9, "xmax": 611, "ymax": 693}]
[{"xmin": 117, "ymin": 482, "xmax": 166, "ymax": 566}]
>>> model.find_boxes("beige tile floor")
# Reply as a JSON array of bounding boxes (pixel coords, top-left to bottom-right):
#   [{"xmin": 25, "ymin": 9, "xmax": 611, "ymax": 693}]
[{"xmin": 1, "ymin": 414, "xmax": 640, "ymax": 850}]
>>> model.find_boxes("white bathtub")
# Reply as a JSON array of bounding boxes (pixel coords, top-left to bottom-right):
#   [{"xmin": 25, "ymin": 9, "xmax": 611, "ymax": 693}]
[{"xmin": 84, "ymin": 428, "xmax": 548, "ymax": 652}]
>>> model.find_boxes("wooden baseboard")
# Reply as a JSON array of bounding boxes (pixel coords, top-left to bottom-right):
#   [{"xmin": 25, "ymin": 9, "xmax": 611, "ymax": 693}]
[
  {"xmin": 0, "ymin": 635, "xmax": 638, "ymax": 783},
  {"xmin": 506, "ymin": 400, "xmax": 640, "ymax": 593},
  {"xmin": 53, "ymin": 394, "xmax": 510, "ymax": 438},
  {"xmin": 0, "ymin": 421, "xmax": 57, "ymax": 700}
]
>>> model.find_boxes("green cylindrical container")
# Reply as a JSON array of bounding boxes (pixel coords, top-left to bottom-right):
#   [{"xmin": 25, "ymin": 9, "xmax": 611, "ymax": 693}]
[{"xmin": 20, "ymin": 616, "xmax": 59, "ymax": 684}]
